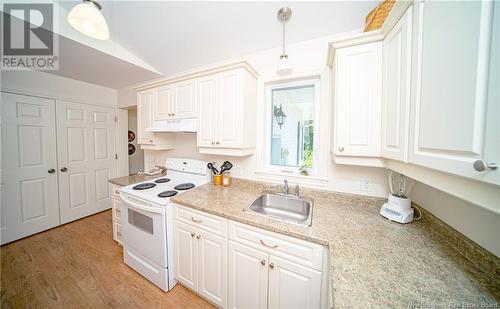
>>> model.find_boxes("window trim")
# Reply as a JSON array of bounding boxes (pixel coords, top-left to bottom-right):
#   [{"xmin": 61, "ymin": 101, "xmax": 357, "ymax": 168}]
[{"xmin": 264, "ymin": 78, "xmax": 321, "ymax": 176}]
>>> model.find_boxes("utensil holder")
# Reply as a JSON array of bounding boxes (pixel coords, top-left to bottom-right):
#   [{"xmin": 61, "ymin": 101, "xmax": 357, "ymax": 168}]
[{"xmin": 213, "ymin": 175, "xmax": 222, "ymax": 186}]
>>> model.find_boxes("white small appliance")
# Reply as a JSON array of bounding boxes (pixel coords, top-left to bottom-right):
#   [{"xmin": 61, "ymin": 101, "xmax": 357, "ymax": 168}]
[
  {"xmin": 380, "ymin": 170, "xmax": 415, "ymax": 224},
  {"xmin": 119, "ymin": 158, "xmax": 210, "ymax": 291}
]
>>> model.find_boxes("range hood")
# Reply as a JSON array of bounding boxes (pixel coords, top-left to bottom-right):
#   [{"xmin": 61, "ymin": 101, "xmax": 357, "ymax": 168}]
[{"xmin": 147, "ymin": 118, "xmax": 197, "ymax": 133}]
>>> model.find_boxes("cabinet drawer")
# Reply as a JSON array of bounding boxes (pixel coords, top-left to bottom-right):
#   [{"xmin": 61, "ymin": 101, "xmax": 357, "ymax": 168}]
[
  {"xmin": 113, "ymin": 198, "xmax": 122, "ymax": 220},
  {"xmin": 112, "ymin": 185, "xmax": 121, "ymax": 197},
  {"xmin": 229, "ymin": 221, "xmax": 324, "ymax": 271},
  {"xmin": 174, "ymin": 204, "xmax": 227, "ymax": 237},
  {"xmin": 114, "ymin": 221, "xmax": 122, "ymax": 244}
]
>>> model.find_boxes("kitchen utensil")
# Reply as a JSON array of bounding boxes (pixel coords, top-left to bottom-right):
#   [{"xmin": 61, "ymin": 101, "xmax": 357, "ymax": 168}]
[
  {"xmin": 219, "ymin": 161, "xmax": 233, "ymax": 174},
  {"xmin": 380, "ymin": 170, "xmax": 415, "ymax": 223},
  {"xmin": 207, "ymin": 163, "xmax": 219, "ymax": 175}
]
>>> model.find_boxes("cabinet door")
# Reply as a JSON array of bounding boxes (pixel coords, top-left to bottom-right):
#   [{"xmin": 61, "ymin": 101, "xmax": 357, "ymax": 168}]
[
  {"xmin": 173, "ymin": 220, "xmax": 198, "ymax": 290},
  {"xmin": 268, "ymin": 255, "xmax": 322, "ymax": 309},
  {"xmin": 154, "ymin": 85, "xmax": 173, "ymax": 121},
  {"xmin": 334, "ymin": 42, "xmax": 382, "ymax": 157},
  {"xmin": 137, "ymin": 90, "xmax": 154, "ymax": 144},
  {"xmin": 198, "ymin": 229, "xmax": 227, "ymax": 308},
  {"xmin": 228, "ymin": 241, "xmax": 268, "ymax": 309},
  {"xmin": 0, "ymin": 92, "xmax": 60, "ymax": 245},
  {"xmin": 409, "ymin": 0, "xmax": 498, "ymax": 184},
  {"xmin": 217, "ymin": 70, "xmax": 240, "ymax": 148},
  {"xmin": 381, "ymin": 6, "xmax": 412, "ymax": 162},
  {"xmin": 174, "ymin": 80, "xmax": 197, "ymax": 119},
  {"xmin": 197, "ymin": 75, "xmax": 218, "ymax": 147}
]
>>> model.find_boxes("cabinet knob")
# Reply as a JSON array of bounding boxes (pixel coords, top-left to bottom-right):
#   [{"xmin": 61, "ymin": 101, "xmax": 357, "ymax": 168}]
[
  {"xmin": 172, "ymin": 113, "xmax": 175, "ymax": 116},
  {"xmin": 269, "ymin": 262, "xmax": 274, "ymax": 269},
  {"xmin": 117, "ymin": 232, "xmax": 122, "ymax": 237},
  {"xmin": 116, "ymin": 209, "xmax": 121, "ymax": 213},
  {"xmin": 216, "ymin": 141, "xmax": 220, "ymax": 145},
  {"xmin": 473, "ymin": 160, "xmax": 497, "ymax": 172},
  {"xmin": 260, "ymin": 259, "xmax": 266, "ymax": 266},
  {"xmin": 196, "ymin": 234, "xmax": 201, "ymax": 239},
  {"xmin": 338, "ymin": 146, "xmax": 344, "ymax": 152},
  {"xmin": 115, "ymin": 190, "xmax": 120, "ymax": 194},
  {"xmin": 190, "ymin": 232, "xmax": 195, "ymax": 237},
  {"xmin": 48, "ymin": 168, "xmax": 56, "ymax": 174},
  {"xmin": 60, "ymin": 167, "xmax": 68, "ymax": 172},
  {"xmin": 211, "ymin": 141, "xmax": 215, "ymax": 145}
]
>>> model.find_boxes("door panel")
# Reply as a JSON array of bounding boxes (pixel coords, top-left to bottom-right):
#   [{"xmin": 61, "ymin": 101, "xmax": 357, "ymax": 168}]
[
  {"xmin": 218, "ymin": 71, "xmax": 240, "ymax": 147},
  {"xmin": 174, "ymin": 80, "xmax": 197, "ymax": 119},
  {"xmin": 268, "ymin": 255, "xmax": 322, "ymax": 309},
  {"xmin": 197, "ymin": 75, "xmax": 217, "ymax": 147},
  {"xmin": 137, "ymin": 90, "xmax": 154, "ymax": 144},
  {"xmin": 1, "ymin": 92, "xmax": 60, "ymax": 245},
  {"xmin": 57, "ymin": 101, "xmax": 115, "ymax": 224},
  {"xmin": 409, "ymin": 0, "xmax": 497, "ymax": 184},
  {"xmin": 173, "ymin": 220, "xmax": 198, "ymax": 290},
  {"xmin": 198, "ymin": 229, "xmax": 227, "ymax": 308},
  {"xmin": 155, "ymin": 85, "xmax": 173, "ymax": 121},
  {"xmin": 228, "ymin": 240, "xmax": 268, "ymax": 309}
]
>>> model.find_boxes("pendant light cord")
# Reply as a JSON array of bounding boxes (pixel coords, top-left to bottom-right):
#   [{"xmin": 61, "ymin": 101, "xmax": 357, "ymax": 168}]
[{"xmin": 282, "ymin": 20, "xmax": 286, "ymax": 55}]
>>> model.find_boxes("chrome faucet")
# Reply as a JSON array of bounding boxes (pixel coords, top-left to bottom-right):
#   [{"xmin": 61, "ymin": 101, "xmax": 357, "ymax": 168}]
[{"xmin": 283, "ymin": 180, "xmax": 289, "ymax": 195}]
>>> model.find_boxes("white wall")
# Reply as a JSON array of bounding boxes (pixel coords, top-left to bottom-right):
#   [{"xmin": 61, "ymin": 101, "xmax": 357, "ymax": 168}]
[
  {"xmin": 1, "ymin": 70, "xmax": 116, "ymax": 106},
  {"xmin": 117, "ymin": 86, "xmax": 137, "ymax": 108},
  {"xmin": 128, "ymin": 108, "xmax": 144, "ymax": 174},
  {"xmin": 411, "ymin": 183, "xmax": 500, "ymax": 257},
  {"xmin": 143, "ymin": 32, "xmax": 389, "ymax": 197}
]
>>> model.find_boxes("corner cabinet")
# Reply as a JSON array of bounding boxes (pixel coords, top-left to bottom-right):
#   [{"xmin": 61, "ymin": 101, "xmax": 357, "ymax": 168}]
[
  {"xmin": 332, "ymin": 41, "xmax": 383, "ymax": 166},
  {"xmin": 381, "ymin": 6, "xmax": 412, "ymax": 162},
  {"xmin": 137, "ymin": 89, "xmax": 175, "ymax": 150},
  {"xmin": 408, "ymin": 0, "xmax": 499, "ymax": 185},
  {"xmin": 197, "ymin": 67, "xmax": 257, "ymax": 156}
]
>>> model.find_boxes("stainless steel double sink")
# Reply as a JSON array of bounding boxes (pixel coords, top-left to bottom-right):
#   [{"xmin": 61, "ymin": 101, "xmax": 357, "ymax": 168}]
[{"xmin": 243, "ymin": 191, "xmax": 313, "ymax": 226}]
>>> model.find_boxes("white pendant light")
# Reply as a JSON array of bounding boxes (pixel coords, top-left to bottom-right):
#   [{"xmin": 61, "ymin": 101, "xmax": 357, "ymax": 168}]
[
  {"xmin": 67, "ymin": 0, "xmax": 109, "ymax": 40},
  {"xmin": 277, "ymin": 7, "xmax": 292, "ymax": 76}
]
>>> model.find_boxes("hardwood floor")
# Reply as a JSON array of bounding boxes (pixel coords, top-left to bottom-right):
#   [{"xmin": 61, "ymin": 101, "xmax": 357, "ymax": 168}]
[{"xmin": 0, "ymin": 210, "xmax": 215, "ymax": 309}]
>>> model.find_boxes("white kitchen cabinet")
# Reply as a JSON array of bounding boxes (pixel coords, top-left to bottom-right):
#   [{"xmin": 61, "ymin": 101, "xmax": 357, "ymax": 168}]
[
  {"xmin": 154, "ymin": 84, "xmax": 173, "ymax": 121},
  {"xmin": 381, "ymin": 6, "xmax": 413, "ymax": 162},
  {"xmin": 137, "ymin": 89, "xmax": 155, "ymax": 144},
  {"xmin": 228, "ymin": 241, "xmax": 268, "ymax": 309},
  {"xmin": 173, "ymin": 219, "xmax": 227, "ymax": 308},
  {"xmin": 197, "ymin": 67, "xmax": 257, "ymax": 156},
  {"xmin": 268, "ymin": 255, "xmax": 322, "ymax": 309},
  {"xmin": 111, "ymin": 185, "xmax": 123, "ymax": 245},
  {"xmin": 174, "ymin": 79, "xmax": 197, "ymax": 119},
  {"xmin": 137, "ymin": 90, "xmax": 175, "ymax": 150},
  {"xmin": 408, "ymin": 0, "xmax": 499, "ymax": 185},
  {"xmin": 333, "ymin": 41, "xmax": 383, "ymax": 160}
]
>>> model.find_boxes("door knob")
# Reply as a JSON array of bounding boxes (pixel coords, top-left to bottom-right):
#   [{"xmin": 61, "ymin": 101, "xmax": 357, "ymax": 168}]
[
  {"xmin": 48, "ymin": 169, "xmax": 55, "ymax": 174},
  {"xmin": 60, "ymin": 167, "xmax": 68, "ymax": 172},
  {"xmin": 473, "ymin": 160, "xmax": 498, "ymax": 172}
]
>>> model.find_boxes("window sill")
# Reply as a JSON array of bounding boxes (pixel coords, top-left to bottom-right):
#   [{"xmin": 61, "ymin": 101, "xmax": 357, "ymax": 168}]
[{"xmin": 254, "ymin": 170, "xmax": 328, "ymax": 188}]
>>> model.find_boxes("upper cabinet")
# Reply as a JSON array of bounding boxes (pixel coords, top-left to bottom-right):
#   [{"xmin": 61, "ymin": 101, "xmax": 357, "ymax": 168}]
[
  {"xmin": 137, "ymin": 89, "xmax": 174, "ymax": 150},
  {"xmin": 408, "ymin": 0, "xmax": 499, "ymax": 185},
  {"xmin": 197, "ymin": 67, "xmax": 257, "ymax": 156},
  {"xmin": 381, "ymin": 6, "xmax": 413, "ymax": 162},
  {"xmin": 154, "ymin": 80, "xmax": 197, "ymax": 121},
  {"xmin": 332, "ymin": 41, "xmax": 383, "ymax": 166}
]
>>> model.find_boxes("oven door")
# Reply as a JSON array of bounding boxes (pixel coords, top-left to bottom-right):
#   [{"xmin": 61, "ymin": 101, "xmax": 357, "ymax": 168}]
[{"xmin": 120, "ymin": 193, "xmax": 167, "ymax": 268}]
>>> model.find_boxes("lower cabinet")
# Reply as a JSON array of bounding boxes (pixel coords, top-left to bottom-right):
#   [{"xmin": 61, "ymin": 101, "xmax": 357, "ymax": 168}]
[
  {"xmin": 111, "ymin": 184, "xmax": 123, "ymax": 245},
  {"xmin": 172, "ymin": 204, "xmax": 328, "ymax": 309},
  {"xmin": 173, "ymin": 220, "xmax": 227, "ymax": 308}
]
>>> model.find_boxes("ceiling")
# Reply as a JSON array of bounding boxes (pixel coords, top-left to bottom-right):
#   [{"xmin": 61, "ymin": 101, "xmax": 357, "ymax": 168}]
[{"xmin": 58, "ymin": 1, "xmax": 377, "ymax": 79}]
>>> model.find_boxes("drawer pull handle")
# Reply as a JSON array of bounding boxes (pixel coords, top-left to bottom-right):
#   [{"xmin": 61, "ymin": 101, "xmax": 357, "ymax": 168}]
[
  {"xmin": 191, "ymin": 216, "xmax": 203, "ymax": 223},
  {"xmin": 269, "ymin": 262, "xmax": 274, "ymax": 269},
  {"xmin": 260, "ymin": 259, "xmax": 266, "ymax": 266},
  {"xmin": 260, "ymin": 239, "xmax": 278, "ymax": 249}
]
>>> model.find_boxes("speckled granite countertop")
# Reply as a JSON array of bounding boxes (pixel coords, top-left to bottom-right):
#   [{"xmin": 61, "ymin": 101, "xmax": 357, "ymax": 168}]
[
  {"xmin": 108, "ymin": 172, "xmax": 167, "ymax": 187},
  {"xmin": 171, "ymin": 179, "xmax": 500, "ymax": 308}
]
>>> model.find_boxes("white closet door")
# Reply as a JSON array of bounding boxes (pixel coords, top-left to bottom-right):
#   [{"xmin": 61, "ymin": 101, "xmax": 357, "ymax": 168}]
[
  {"xmin": 0, "ymin": 92, "xmax": 60, "ymax": 245},
  {"xmin": 56, "ymin": 101, "xmax": 116, "ymax": 224}
]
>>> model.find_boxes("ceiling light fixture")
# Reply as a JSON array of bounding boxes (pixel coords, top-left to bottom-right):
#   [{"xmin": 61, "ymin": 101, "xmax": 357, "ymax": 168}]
[
  {"xmin": 67, "ymin": 0, "xmax": 109, "ymax": 40},
  {"xmin": 277, "ymin": 7, "xmax": 292, "ymax": 76}
]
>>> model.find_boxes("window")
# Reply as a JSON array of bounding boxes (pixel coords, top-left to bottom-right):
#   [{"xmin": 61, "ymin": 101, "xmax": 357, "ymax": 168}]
[{"xmin": 267, "ymin": 79, "xmax": 319, "ymax": 174}]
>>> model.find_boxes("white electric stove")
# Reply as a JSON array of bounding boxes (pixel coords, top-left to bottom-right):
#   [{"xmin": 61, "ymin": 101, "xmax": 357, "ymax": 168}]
[{"xmin": 119, "ymin": 158, "xmax": 210, "ymax": 291}]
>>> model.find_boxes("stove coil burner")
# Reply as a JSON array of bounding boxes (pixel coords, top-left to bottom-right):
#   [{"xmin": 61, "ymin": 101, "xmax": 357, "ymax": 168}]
[
  {"xmin": 154, "ymin": 178, "xmax": 170, "ymax": 184},
  {"xmin": 132, "ymin": 183, "xmax": 156, "ymax": 190},
  {"xmin": 157, "ymin": 190, "xmax": 178, "ymax": 198},
  {"xmin": 174, "ymin": 183, "xmax": 195, "ymax": 191}
]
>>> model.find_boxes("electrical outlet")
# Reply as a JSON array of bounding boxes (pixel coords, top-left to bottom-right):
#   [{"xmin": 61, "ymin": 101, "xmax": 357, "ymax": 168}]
[{"xmin": 359, "ymin": 179, "xmax": 370, "ymax": 191}]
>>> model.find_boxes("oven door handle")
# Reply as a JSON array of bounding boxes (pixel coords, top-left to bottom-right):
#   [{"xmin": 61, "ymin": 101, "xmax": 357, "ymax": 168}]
[{"xmin": 120, "ymin": 194, "xmax": 164, "ymax": 214}]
